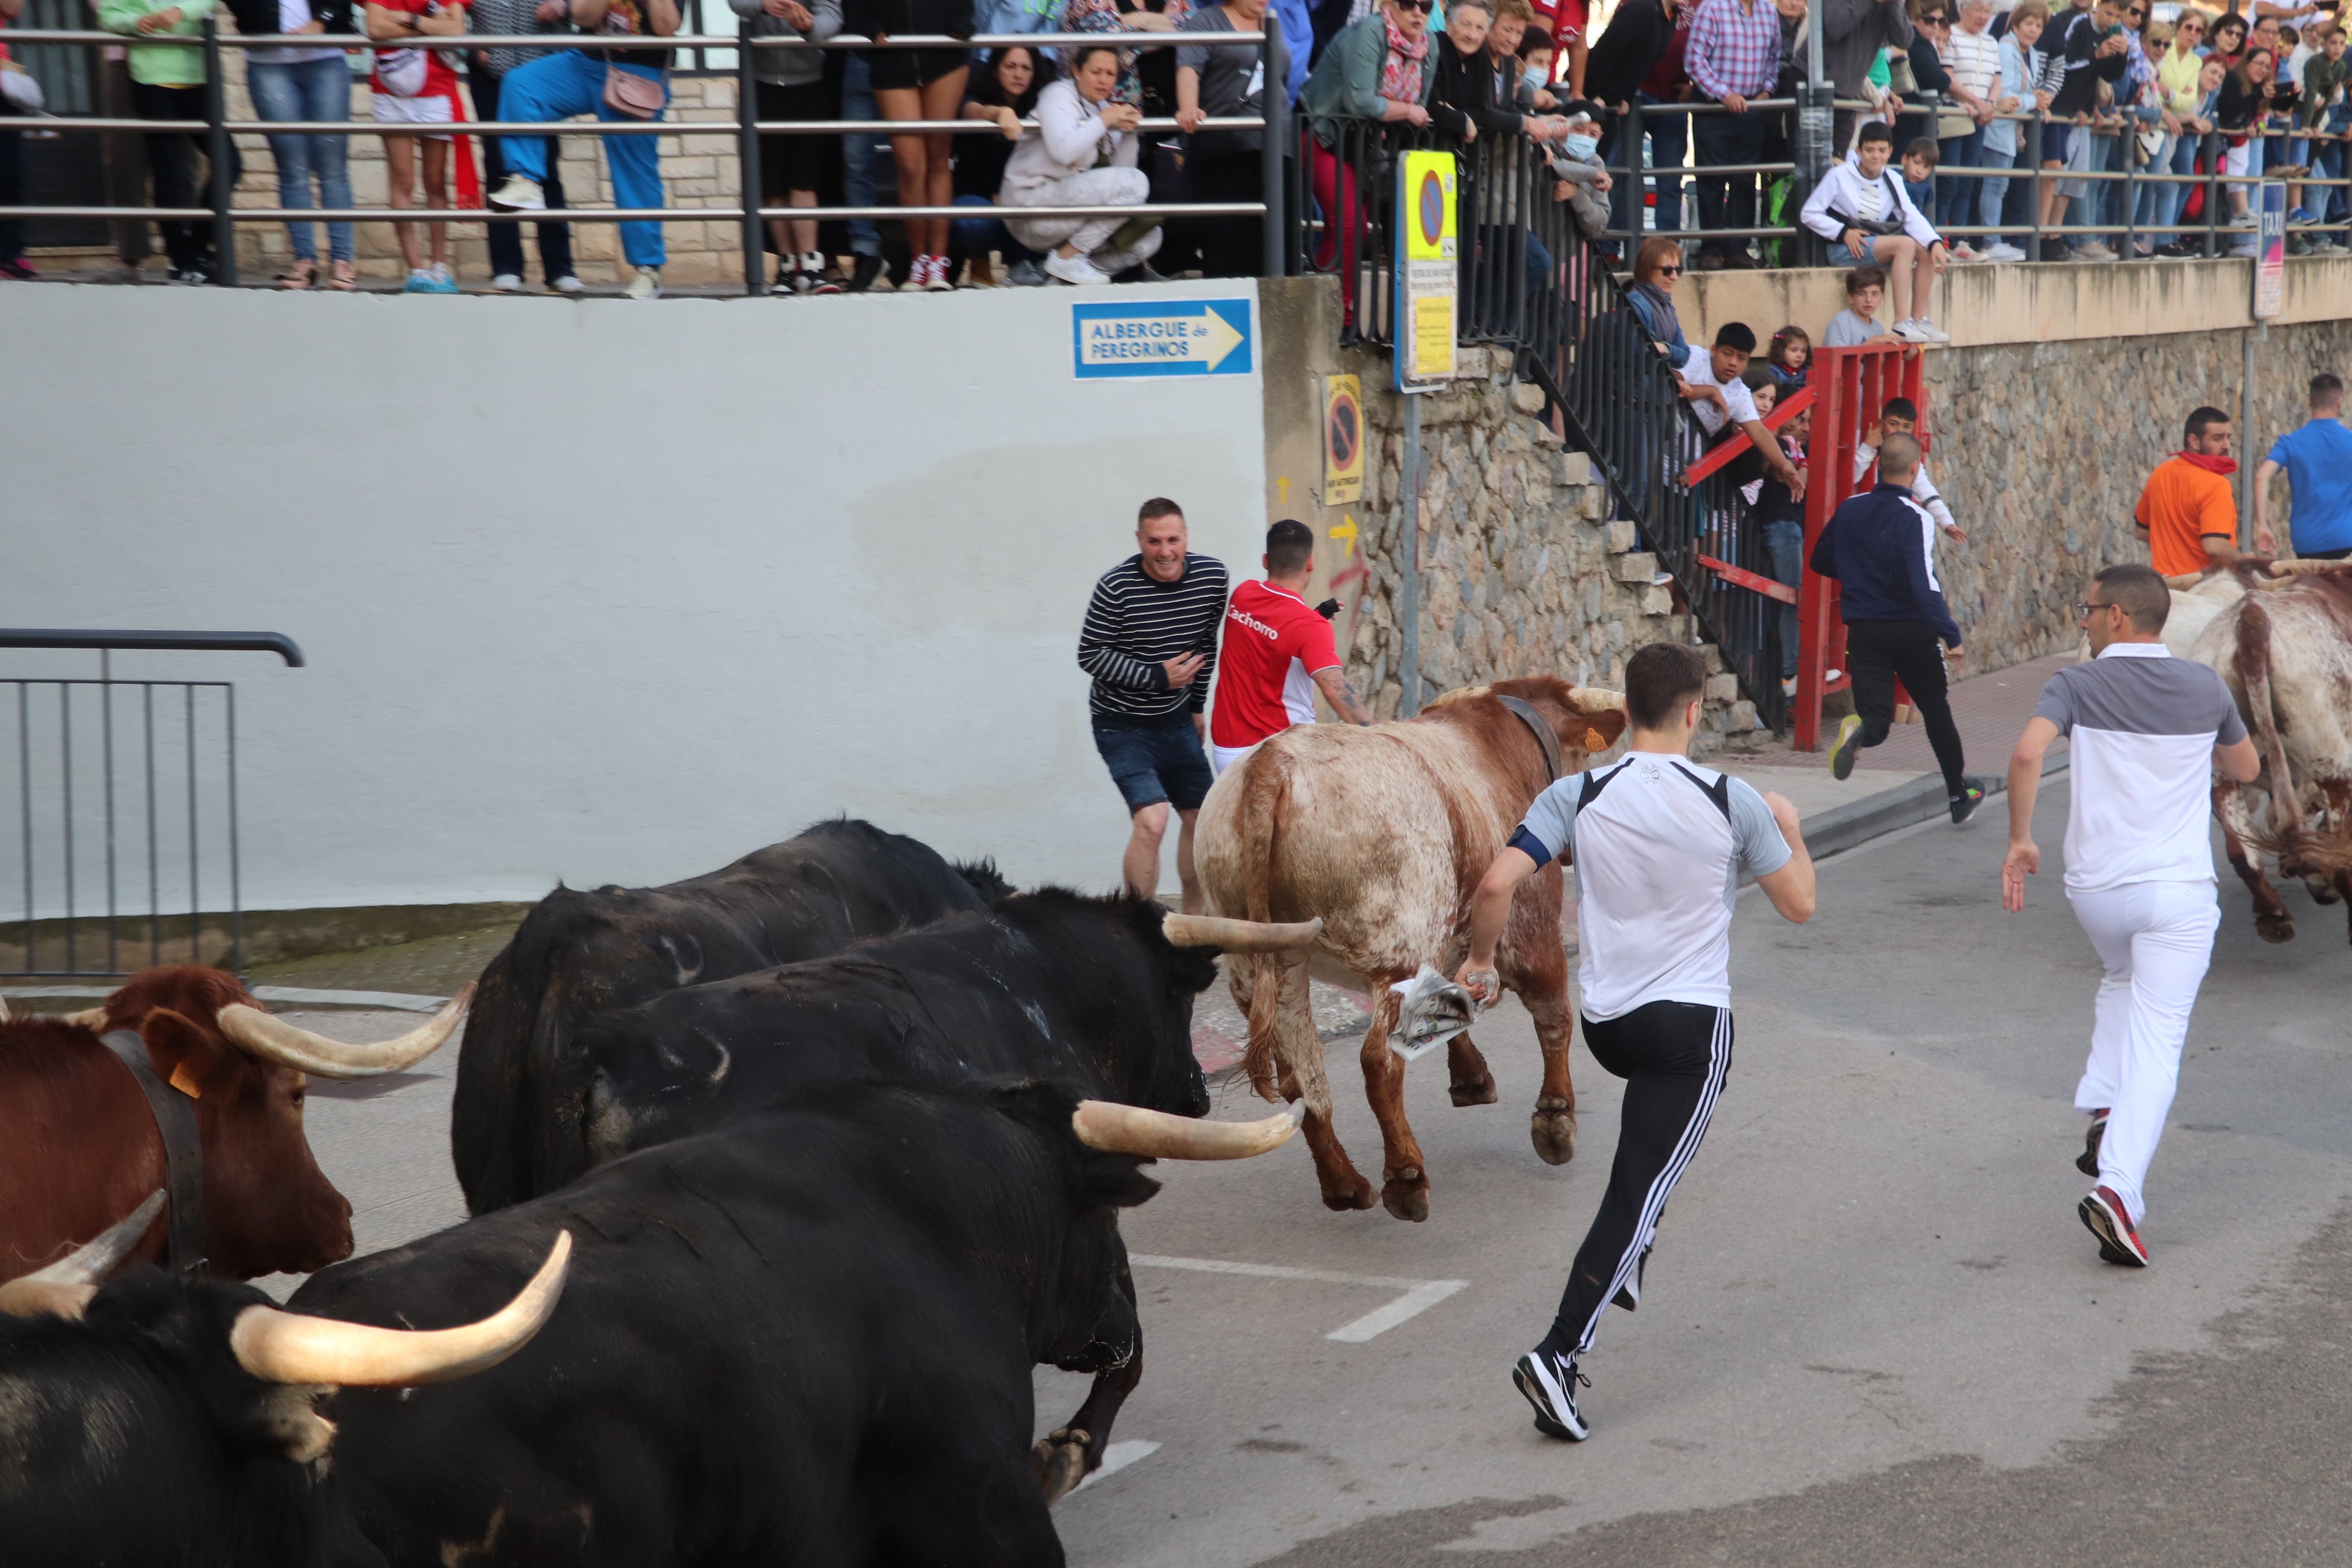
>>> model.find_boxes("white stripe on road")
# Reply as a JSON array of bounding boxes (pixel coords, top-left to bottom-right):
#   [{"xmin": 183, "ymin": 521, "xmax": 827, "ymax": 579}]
[
  {"xmin": 1128, "ymin": 1254, "xmax": 1468, "ymax": 1341},
  {"xmin": 1072, "ymin": 1440, "xmax": 1161, "ymax": 1492}
]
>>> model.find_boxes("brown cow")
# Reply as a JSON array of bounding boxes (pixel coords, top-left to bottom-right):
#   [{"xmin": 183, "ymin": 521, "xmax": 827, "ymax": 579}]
[
  {"xmin": 1, "ymin": 965, "xmax": 469, "ymax": 1283},
  {"xmin": 2188, "ymin": 563, "xmax": 2352, "ymax": 941},
  {"xmin": 1195, "ymin": 676, "xmax": 1629, "ymax": 1221}
]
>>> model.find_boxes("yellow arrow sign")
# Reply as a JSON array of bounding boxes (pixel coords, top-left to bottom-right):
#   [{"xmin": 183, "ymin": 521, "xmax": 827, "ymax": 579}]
[{"xmin": 1330, "ymin": 515, "xmax": 1358, "ymax": 558}]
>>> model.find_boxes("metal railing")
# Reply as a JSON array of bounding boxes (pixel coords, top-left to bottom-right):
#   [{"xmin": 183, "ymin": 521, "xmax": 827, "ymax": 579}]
[
  {"xmin": 0, "ymin": 24, "xmax": 1283, "ymax": 290},
  {"xmin": 2, "ymin": 630, "xmax": 303, "ymax": 979},
  {"xmin": 1294, "ymin": 117, "xmax": 1794, "ymax": 731},
  {"xmin": 1586, "ymin": 96, "xmax": 2351, "ymax": 262}
]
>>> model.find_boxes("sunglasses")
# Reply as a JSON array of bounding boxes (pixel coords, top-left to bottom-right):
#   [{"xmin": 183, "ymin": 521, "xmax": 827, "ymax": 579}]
[
  {"xmin": 2074, "ymin": 600, "xmax": 2119, "ymax": 622},
  {"xmin": 1920, "ymin": 12, "xmax": 1947, "ymax": 20},
  {"xmin": 1655, "ymin": 263, "xmax": 1683, "ymax": 275},
  {"xmin": 1397, "ymin": 0, "xmax": 1434, "ymax": 12}
]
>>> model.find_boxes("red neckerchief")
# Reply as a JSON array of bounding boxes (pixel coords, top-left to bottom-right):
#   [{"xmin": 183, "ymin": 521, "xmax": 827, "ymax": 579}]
[{"xmin": 2175, "ymin": 450, "xmax": 2238, "ymax": 477}]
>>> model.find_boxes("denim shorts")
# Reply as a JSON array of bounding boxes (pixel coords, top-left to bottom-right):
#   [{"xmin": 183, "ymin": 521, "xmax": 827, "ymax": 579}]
[{"xmin": 1093, "ymin": 714, "xmax": 1213, "ymax": 814}]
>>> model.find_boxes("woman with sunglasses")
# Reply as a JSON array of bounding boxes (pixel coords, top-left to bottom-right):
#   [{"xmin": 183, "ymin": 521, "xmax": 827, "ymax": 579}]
[
  {"xmin": 1298, "ymin": 0, "xmax": 1436, "ymax": 316},
  {"xmin": 2147, "ymin": 8, "xmax": 2210, "ymax": 254},
  {"xmin": 1623, "ymin": 234, "xmax": 1691, "ymax": 365},
  {"xmin": 1896, "ymin": 0, "xmax": 1954, "ymax": 161}
]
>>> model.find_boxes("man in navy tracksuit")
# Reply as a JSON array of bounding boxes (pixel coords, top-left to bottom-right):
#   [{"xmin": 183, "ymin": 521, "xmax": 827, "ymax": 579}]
[{"xmin": 1809, "ymin": 432, "xmax": 1985, "ymax": 824}]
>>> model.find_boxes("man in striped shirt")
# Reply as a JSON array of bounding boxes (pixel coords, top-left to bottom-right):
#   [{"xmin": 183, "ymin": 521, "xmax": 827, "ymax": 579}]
[{"xmin": 1078, "ymin": 498, "xmax": 1230, "ymax": 910}]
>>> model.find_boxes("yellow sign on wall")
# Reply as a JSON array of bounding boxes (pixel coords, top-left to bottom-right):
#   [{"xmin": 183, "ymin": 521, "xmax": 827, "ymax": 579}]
[
  {"xmin": 1396, "ymin": 149, "xmax": 1457, "ymax": 391},
  {"xmin": 1323, "ymin": 374, "xmax": 1364, "ymax": 505}
]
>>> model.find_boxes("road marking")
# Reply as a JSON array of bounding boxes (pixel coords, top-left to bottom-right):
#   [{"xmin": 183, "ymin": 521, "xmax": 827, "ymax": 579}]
[
  {"xmin": 1072, "ymin": 1440, "xmax": 1160, "ymax": 1492},
  {"xmin": 1129, "ymin": 1254, "xmax": 1468, "ymax": 1342}
]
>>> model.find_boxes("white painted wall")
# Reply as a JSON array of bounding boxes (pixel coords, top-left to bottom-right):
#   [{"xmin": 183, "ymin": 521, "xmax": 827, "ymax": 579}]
[{"xmin": 3, "ymin": 280, "xmax": 1268, "ymax": 910}]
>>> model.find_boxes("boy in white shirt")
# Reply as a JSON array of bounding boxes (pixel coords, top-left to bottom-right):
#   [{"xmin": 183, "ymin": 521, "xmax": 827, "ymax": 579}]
[{"xmin": 1799, "ymin": 120, "xmax": 1952, "ymax": 343}]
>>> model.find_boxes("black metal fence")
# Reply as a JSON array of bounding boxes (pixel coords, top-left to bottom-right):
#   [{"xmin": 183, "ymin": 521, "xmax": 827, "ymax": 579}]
[
  {"xmin": 1296, "ymin": 117, "xmax": 1791, "ymax": 733},
  {"xmin": 2, "ymin": 631, "xmax": 303, "ymax": 979},
  {"xmin": 0, "ymin": 25, "xmax": 1281, "ymax": 290}
]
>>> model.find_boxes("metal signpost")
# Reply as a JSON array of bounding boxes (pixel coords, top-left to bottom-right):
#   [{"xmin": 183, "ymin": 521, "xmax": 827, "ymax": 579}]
[{"xmin": 1392, "ymin": 149, "xmax": 1457, "ymax": 716}]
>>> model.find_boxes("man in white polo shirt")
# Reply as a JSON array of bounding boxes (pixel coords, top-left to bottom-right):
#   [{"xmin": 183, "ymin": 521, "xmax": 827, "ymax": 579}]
[
  {"xmin": 1455, "ymin": 642, "xmax": 1817, "ymax": 1442},
  {"xmin": 1206, "ymin": 519, "xmax": 1374, "ymax": 774},
  {"xmin": 2003, "ymin": 563, "xmax": 2261, "ymax": 1268}
]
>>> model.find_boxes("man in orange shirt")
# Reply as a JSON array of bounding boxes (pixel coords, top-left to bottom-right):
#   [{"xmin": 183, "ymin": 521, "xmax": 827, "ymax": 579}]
[{"xmin": 2135, "ymin": 406, "xmax": 2243, "ymax": 577}]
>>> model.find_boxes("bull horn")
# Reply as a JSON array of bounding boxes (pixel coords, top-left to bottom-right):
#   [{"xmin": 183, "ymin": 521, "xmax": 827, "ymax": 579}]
[
  {"xmin": 0, "ymin": 1190, "xmax": 166, "ymax": 1319},
  {"xmin": 1161, "ymin": 914, "xmax": 1324, "ymax": 952},
  {"xmin": 216, "ymin": 983, "xmax": 475, "ymax": 1079},
  {"xmin": 61, "ymin": 1006, "xmax": 107, "ymax": 1029},
  {"xmin": 2164, "ymin": 571, "xmax": 2211, "ymax": 590},
  {"xmin": 1072, "ymin": 1100, "xmax": 1302, "ymax": 1160},
  {"xmin": 230, "ymin": 1231, "xmax": 570, "ymax": 1387},
  {"xmin": 2265, "ymin": 558, "xmax": 2351, "ymax": 577},
  {"xmin": 1567, "ymin": 685, "xmax": 1627, "ymax": 712}
]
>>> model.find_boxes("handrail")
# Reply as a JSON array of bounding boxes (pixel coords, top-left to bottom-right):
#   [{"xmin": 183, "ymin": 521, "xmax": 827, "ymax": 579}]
[
  {"xmin": 0, "ymin": 631, "xmax": 307, "ymax": 668},
  {"xmin": 0, "ymin": 27, "xmax": 1259, "ymax": 45}
]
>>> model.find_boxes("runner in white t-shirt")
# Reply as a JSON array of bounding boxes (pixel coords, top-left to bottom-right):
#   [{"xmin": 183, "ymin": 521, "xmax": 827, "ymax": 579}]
[
  {"xmin": 2003, "ymin": 563, "xmax": 2260, "ymax": 1268},
  {"xmin": 1455, "ymin": 642, "xmax": 1817, "ymax": 1443}
]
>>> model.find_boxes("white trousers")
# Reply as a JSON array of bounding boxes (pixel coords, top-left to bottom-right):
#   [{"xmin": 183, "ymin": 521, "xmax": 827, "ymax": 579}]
[
  {"xmin": 1002, "ymin": 167, "xmax": 1165, "ymax": 271},
  {"xmin": 2067, "ymin": 878, "xmax": 2221, "ymax": 1225},
  {"xmin": 1210, "ymin": 740, "xmax": 1260, "ymax": 776}
]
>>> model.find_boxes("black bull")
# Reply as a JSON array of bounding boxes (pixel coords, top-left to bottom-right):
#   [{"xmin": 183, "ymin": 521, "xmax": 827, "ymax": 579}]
[
  {"xmin": 569, "ymin": 887, "xmax": 1222, "ymax": 1492},
  {"xmin": 0, "ymin": 1083, "xmax": 1171, "ymax": 1568},
  {"xmin": 453, "ymin": 819, "xmax": 1008, "ymax": 1213}
]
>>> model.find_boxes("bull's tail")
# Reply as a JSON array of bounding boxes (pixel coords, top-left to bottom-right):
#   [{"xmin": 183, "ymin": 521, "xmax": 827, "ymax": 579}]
[
  {"xmin": 2233, "ymin": 598, "xmax": 2309, "ymax": 864},
  {"xmin": 1238, "ymin": 749, "xmax": 1295, "ymax": 1103}
]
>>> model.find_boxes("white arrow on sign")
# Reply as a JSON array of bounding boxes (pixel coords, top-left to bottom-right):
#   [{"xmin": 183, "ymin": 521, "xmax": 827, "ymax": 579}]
[{"xmin": 1077, "ymin": 306, "xmax": 1248, "ymax": 373}]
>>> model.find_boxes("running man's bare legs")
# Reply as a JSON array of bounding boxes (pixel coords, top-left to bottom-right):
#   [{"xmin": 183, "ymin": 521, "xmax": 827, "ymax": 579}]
[{"xmin": 1123, "ymin": 803, "xmax": 1204, "ymax": 913}]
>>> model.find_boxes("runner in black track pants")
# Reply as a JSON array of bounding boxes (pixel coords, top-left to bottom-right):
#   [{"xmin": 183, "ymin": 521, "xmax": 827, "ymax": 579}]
[{"xmin": 1456, "ymin": 642, "xmax": 1818, "ymax": 1442}]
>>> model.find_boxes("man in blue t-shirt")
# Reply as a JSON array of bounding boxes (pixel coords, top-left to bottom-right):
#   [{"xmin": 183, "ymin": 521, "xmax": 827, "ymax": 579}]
[{"xmin": 2253, "ymin": 372, "xmax": 2352, "ymax": 561}]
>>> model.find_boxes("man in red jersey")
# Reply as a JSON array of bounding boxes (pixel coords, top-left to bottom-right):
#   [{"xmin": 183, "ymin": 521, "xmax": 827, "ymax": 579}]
[{"xmin": 1208, "ymin": 519, "xmax": 1376, "ymax": 773}]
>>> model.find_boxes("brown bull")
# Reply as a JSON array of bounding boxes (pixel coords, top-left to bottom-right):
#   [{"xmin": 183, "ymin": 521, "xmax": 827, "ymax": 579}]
[
  {"xmin": 1195, "ymin": 676, "xmax": 1629, "ymax": 1221},
  {"xmin": 0, "ymin": 965, "xmax": 469, "ymax": 1282},
  {"xmin": 2190, "ymin": 564, "xmax": 2352, "ymax": 942}
]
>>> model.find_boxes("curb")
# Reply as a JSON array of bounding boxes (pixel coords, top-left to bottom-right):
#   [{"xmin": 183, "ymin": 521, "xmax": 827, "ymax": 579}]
[{"xmin": 1796, "ymin": 749, "xmax": 2070, "ymax": 862}]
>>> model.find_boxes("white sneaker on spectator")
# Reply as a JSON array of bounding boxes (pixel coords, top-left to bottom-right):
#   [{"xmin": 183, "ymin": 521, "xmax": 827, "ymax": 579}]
[
  {"xmin": 551, "ymin": 274, "xmax": 585, "ymax": 295},
  {"xmin": 1889, "ymin": 319, "xmax": 1932, "ymax": 344},
  {"xmin": 2229, "ymin": 210, "xmax": 2256, "ymax": 226},
  {"xmin": 491, "ymin": 272, "xmax": 525, "ymax": 292},
  {"xmin": 486, "ymin": 175, "xmax": 545, "ymax": 213},
  {"xmin": 625, "ymin": 266, "xmax": 662, "ymax": 300},
  {"xmin": 1044, "ymin": 249, "xmax": 1110, "ymax": 287},
  {"xmin": 2069, "ymin": 240, "xmax": 2117, "ymax": 261},
  {"xmin": 1949, "ymin": 242, "xmax": 1981, "ymax": 261},
  {"xmin": 1910, "ymin": 317, "xmax": 1951, "ymax": 343},
  {"xmin": 1982, "ymin": 241, "xmax": 2027, "ymax": 262},
  {"xmin": 802, "ymin": 251, "xmax": 842, "ymax": 295}
]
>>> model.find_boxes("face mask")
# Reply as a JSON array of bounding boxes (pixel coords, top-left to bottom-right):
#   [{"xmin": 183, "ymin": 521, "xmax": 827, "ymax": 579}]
[{"xmin": 1563, "ymin": 132, "xmax": 1599, "ymax": 161}]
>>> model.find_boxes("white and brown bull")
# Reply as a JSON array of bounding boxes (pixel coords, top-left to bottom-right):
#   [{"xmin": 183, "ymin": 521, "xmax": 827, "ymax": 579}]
[
  {"xmin": 1193, "ymin": 676, "xmax": 1630, "ymax": 1221},
  {"xmin": 2185, "ymin": 562, "xmax": 2352, "ymax": 942}
]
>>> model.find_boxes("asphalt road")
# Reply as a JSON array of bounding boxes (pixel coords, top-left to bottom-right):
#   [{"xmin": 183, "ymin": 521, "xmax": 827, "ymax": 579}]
[{"xmin": 285, "ymin": 776, "xmax": 2352, "ymax": 1566}]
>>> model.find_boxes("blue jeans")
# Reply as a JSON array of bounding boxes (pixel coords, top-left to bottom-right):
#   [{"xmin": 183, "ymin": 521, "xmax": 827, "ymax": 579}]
[
  {"xmin": 1645, "ymin": 96, "xmax": 1688, "ymax": 237},
  {"xmin": 1763, "ymin": 517, "xmax": 1803, "ymax": 679},
  {"xmin": 496, "ymin": 50, "xmax": 668, "ymax": 268},
  {"xmin": 2150, "ymin": 131, "xmax": 2197, "ymax": 240},
  {"xmin": 246, "ymin": 55, "xmax": 353, "ymax": 263},
  {"xmin": 841, "ymin": 53, "xmax": 880, "ymax": 258},
  {"xmin": 1937, "ymin": 125, "xmax": 1982, "ymax": 240},
  {"xmin": 1976, "ymin": 138, "xmax": 2018, "ymax": 236},
  {"xmin": 2314, "ymin": 136, "xmax": 2348, "ymax": 224},
  {"xmin": 950, "ymin": 192, "xmax": 1039, "ymax": 262}
]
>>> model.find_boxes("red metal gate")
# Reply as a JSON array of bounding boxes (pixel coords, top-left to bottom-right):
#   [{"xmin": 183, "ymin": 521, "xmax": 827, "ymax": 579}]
[{"xmin": 1791, "ymin": 343, "xmax": 1928, "ymax": 751}]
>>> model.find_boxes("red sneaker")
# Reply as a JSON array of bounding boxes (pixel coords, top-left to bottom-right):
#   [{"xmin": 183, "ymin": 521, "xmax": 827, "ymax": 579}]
[{"xmin": 2079, "ymin": 1185, "xmax": 2150, "ymax": 1267}]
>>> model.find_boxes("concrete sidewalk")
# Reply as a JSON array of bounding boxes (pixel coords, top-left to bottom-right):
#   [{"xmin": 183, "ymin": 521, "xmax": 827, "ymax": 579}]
[{"xmin": 1723, "ymin": 651, "xmax": 2076, "ymax": 858}]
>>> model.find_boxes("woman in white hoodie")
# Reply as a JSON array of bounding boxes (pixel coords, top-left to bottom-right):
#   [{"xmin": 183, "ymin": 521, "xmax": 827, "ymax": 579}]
[{"xmin": 999, "ymin": 44, "xmax": 1167, "ymax": 285}]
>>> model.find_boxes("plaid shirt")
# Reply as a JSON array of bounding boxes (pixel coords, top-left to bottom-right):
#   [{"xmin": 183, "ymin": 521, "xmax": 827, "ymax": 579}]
[{"xmin": 1685, "ymin": 0, "xmax": 1780, "ymax": 102}]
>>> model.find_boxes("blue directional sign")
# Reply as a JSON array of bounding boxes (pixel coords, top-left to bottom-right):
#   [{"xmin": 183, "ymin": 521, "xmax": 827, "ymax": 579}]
[{"xmin": 1072, "ymin": 298, "xmax": 1255, "ymax": 379}]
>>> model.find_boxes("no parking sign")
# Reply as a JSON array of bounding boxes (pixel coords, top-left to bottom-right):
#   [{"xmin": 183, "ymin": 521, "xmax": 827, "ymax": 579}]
[{"xmin": 1394, "ymin": 149, "xmax": 1457, "ymax": 393}]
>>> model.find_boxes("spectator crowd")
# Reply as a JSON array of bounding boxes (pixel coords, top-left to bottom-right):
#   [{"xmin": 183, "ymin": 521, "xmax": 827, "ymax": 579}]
[{"xmin": 1, "ymin": 0, "xmax": 2344, "ymax": 287}]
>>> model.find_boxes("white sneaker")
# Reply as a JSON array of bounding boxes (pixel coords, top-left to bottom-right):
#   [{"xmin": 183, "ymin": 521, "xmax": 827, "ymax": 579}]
[
  {"xmin": 2070, "ymin": 240, "xmax": 2118, "ymax": 261},
  {"xmin": 1949, "ymin": 241, "xmax": 1981, "ymax": 261},
  {"xmin": 491, "ymin": 272, "xmax": 525, "ymax": 292},
  {"xmin": 486, "ymin": 175, "xmax": 545, "ymax": 213},
  {"xmin": 922, "ymin": 253, "xmax": 953, "ymax": 292},
  {"xmin": 551, "ymin": 274, "xmax": 584, "ymax": 295},
  {"xmin": 1982, "ymin": 241, "xmax": 2026, "ymax": 262},
  {"xmin": 1889, "ymin": 319, "xmax": 1931, "ymax": 344},
  {"xmin": 625, "ymin": 265, "xmax": 662, "ymax": 300},
  {"xmin": 1910, "ymin": 317, "xmax": 1952, "ymax": 343},
  {"xmin": 1044, "ymin": 249, "xmax": 1110, "ymax": 287}
]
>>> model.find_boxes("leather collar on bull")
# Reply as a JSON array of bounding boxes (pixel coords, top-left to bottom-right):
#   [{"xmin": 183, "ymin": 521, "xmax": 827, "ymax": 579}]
[
  {"xmin": 1495, "ymin": 695, "xmax": 1563, "ymax": 783},
  {"xmin": 97, "ymin": 1029, "xmax": 206, "ymax": 1275}
]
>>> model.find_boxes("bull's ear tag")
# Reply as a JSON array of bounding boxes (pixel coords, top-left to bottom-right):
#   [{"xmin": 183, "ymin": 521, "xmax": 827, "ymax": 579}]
[
  {"xmin": 168, "ymin": 1063, "xmax": 204, "ymax": 1099},
  {"xmin": 1583, "ymin": 728, "xmax": 1609, "ymax": 752}
]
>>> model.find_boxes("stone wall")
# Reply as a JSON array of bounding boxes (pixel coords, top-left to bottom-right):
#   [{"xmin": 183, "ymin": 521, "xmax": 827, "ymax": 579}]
[
  {"xmin": 1920, "ymin": 316, "xmax": 2352, "ymax": 668},
  {"xmin": 1337, "ymin": 339, "xmax": 1756, "ymax": 754}
]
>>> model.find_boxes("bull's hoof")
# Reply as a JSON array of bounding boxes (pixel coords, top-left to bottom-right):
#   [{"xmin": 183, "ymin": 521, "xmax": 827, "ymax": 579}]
[
  {"xmin": 1032, "ymin": 1427, "xmax": 1093, "ymax": 1506},
  {"xmin": 1449, "ymin": 1073, "xmax": 1500, "ymax": 1107},
  {"xmin": 2307, "ymin": 875, "xmax": 2343, "ymax": 906},
  {"xmin": 1321, "ymin": 1175, "xmax": 1378, "ymax": 1212},
  {"xmin": 1530, "ymin": 1105, "xmax": 1577, "ymax": 1165},
  {"xmin": 2256, "ymin": 912, "xmax": 2297, "ymax": 944},
  {"xmin": 1381, "ymin": 1168, "xmax": 1430, "ymax": 1222}
]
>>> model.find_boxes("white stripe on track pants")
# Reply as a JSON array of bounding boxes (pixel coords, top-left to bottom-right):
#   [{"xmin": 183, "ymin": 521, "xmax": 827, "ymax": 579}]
[{"xmin": 2067, "ymin": 878, "xmax": 2221, "ymax": 1226}]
